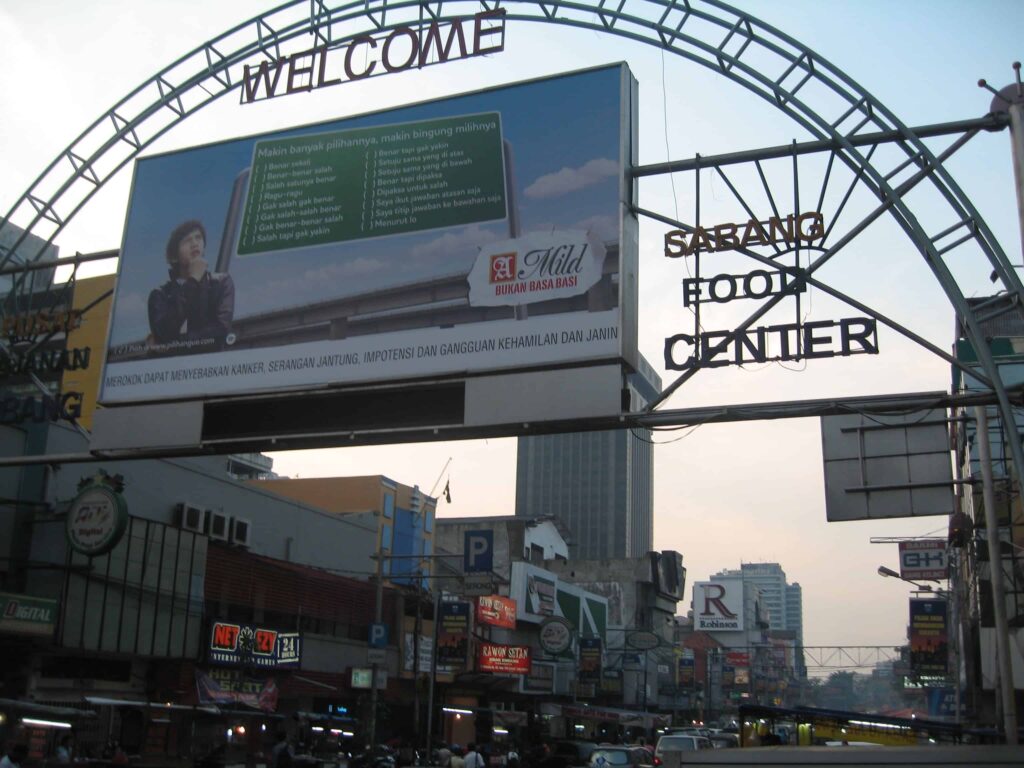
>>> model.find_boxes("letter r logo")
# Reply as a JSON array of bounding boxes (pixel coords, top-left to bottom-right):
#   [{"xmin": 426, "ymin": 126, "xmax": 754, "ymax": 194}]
[{"xmin": 700, "ymin": 584, "xmax": 737, "ymax": 619}]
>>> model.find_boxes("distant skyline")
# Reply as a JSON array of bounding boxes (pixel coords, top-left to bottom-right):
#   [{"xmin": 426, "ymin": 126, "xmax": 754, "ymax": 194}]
[{"xmin": 1, "ymin": 0, "xmax": 1021, "ymax": 671}]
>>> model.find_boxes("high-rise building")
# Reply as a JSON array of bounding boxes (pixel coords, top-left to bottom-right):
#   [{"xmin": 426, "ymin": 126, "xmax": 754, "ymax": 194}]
[
  {"xmin": 715, "ymin": 562, "xmax": 804, "ymax": 644},
  {"xmin": 514, "ymin": 356, "xmax": 662, "ymax": 559}
]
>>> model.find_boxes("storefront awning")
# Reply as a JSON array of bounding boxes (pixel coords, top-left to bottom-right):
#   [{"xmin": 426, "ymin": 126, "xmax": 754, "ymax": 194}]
[
  {"xmin": 83, "ymin": 696, "xmax": 219, "ymax": 714},
  {"xmin": 0, "ymin": 698, "xmax": 96, "ymax": 720}
]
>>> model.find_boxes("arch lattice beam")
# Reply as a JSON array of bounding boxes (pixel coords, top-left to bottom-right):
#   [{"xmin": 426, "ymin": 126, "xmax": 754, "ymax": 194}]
[{"xmin": 1, "ymin": 0, "xmax": 1020, "ymax": 478}]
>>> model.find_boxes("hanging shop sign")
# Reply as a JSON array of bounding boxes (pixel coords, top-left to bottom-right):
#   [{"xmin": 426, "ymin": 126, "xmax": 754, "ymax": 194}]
[
  {"xmin": 0, "ymin": 347, "xmax": 91, "ymax": 376},
  {"xmin": 538, "ymin": 616, "xmax": 573, "ymax": 654},
  {"xmin": 579, "ymin": 637, "xmax": 602, "ymax": 683},
  {"xmin": 65, "ymin": 472, "xmax": 129, "ymax": 557},
  {"xmin": 478, "ymin": 642, "xmax": 531, "ymax": 674},
  {"xmin": 663, "ymin": 212, "xmax": 825, "ymax": 257},
  {"xmin": 477, "ymin": 595, "xmax": 516, "ymax": 628},
  {"xmin": 909, "ymin": 599, "xmax": 948, "ymax": 676},
  {"xmin": 664, "ymin": 317, "xmax": 878, "ymax": 371},
  {"xmin": 725, "ymin": 651, "xmax": 750, "ymax": 666},
  {"xmin": 626, "ymin": 630, "xmax": 660, "ymax": 651},
  {"xmin": 899, "ymin": 540, "xmax": 948, "ymax": 580},
  {"xmin": 0, "ymin": 391, "xmax": 84, "ymax": 425},
  {"xmin": 240, "ymin": 10, "xmax": 507, "ymax": 104},
  {"xmin": 438, "ymin": 601, "xmax": 470, "ymax": 667},
  {"xmin": 0, "ymin": 592, "xmax": 58, "ymax": 637},
  {"xmin": 208, "ymin": 620, "xmax": 302, "ymax": 668},
  {"xmin": 2, "ymin": 309, "xmax": 83, "ymax": 339}
]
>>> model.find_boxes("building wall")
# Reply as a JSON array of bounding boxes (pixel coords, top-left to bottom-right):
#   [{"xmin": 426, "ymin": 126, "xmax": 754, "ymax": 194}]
[{"xmin": 514, "ymin": 355, "xmax": 660, "ymax": 560}]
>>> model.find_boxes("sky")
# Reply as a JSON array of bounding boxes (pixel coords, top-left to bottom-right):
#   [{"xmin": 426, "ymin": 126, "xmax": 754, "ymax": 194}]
[{"xmin": 1, "ymin": 0, "xmax": 1022, "ymax": 668}]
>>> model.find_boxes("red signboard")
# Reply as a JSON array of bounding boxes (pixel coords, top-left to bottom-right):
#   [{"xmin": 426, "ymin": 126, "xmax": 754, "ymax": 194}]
[
  {"xmin": 725, "ymin": 651, "xmax": 750, "ymax": 666},
  {"xmin": 478, "ymin": 643, "xmax": 531, "ymax": 674},
  {"xmin": 477, "ymin": 595, "xmax": 516, "ymax": 628}
]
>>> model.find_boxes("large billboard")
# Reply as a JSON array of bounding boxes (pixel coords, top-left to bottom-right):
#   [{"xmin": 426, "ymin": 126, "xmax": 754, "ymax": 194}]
[{"xmin": 101, "ymin": 64, "xmax": 637, "ymax": 404}]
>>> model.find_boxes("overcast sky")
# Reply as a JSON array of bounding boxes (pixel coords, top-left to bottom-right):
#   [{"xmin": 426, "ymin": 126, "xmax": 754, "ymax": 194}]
[{"xmin": 2, "ymin": 0, "xmax": 1022, "ymax": 671}]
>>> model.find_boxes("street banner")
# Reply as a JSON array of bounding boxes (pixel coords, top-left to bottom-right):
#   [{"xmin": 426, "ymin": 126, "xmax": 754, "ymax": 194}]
[
  {"xmin": 579, "ymin": 637, "xmax": 602, "ymax": 683},
  {"xmin": 195, "ymin": 669, "xmax": 278, "ymax": 711},
  {"xmin": 909, "ymin": 598, "xmax": 948, "ymax": 676},
  {"xmin": 438, "ymin": 601, "xmax": 470, "ymax": 668},
  {"xmin": 477, "ymin": 595, "xmax": 516, "ymax": 628},
  {"xmin": 478, "ymin": 642, "xmax": 531, "ymax": 674}
]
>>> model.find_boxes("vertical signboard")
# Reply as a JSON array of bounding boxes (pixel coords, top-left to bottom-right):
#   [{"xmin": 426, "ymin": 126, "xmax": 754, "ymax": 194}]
[
  {"xmin": 694, "ymin": 579, "xmax": 744, "ymax": 632},
  {"xmin": 464, "ymin": 530, "xmax": 494, "ymax": 573},
  {"xmin": 100, "ymin": 64, "xmax": 637, "ymax": 404},
  {"xmin": 579, "ymin": 637, "xmax": 602, "ymax": 684},
  {"xmin": 909, "ymin": 599, "xmax": 948, "ymax": 676},
  {"xmin": 438, "ymin": 601, "xmax": 470, "ymax": 669}
]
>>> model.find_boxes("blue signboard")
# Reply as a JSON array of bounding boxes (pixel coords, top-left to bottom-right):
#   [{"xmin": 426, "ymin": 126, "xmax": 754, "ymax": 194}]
[
  {"xmin": 464, "ymin": 529, "xmax": 494, "ymax": 573},
  {"xmin": 369, "ymin": 622, "xmax": 389, "ymax": 648}
]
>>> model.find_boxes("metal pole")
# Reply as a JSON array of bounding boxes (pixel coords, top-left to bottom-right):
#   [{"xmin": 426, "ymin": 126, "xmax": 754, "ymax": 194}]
[
  {"xmin": 426, "ymin": 590, "xmax": 441, "ymax": 759},
  {"xmin": 368, "ymin": 552, "xmax": 384, "ymax": 750},
  {"xmin": 974, "ymin": 406, "xmax": 1019, "ymax": 744},
  {"xmin": 1007, "ymin": 91, "xmax": 1024, "ymax": 262}
]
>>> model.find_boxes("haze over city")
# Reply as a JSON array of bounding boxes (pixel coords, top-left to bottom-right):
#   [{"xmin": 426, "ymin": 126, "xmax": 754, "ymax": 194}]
[{"xmin": 1, "ymin": 0, "xmax": 1021, "ymax": 665}]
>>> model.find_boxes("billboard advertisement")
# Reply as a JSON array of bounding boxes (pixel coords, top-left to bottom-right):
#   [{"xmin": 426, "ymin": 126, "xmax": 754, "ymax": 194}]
[
  {"xmin": 694, "ymin": 579, "xmax": 744, "ymax": 632},
  {"xmin": 101, "ymin": 64, "xmax": 637, "ymax": 404},
  {"xmin": 477, "ymin": 595, "xmax": 516, "ymax": 628},
  {"xmin": 478, "ymin": 642, "xmax": 531, "ymax": 674},
  {"xmin": 438, "ymin": 601, "xmax": 470, "ymax": 668},
  {"xmin": 909, "ymin": 598, "xmax": 948, "ymax": 676},
  {"xmin": 579, "ymin": 637, "xmax": 602, "ymax": 683},
  {"xmin": 208, "ymin": 620, "xmax": 301, "ymax": 668}
]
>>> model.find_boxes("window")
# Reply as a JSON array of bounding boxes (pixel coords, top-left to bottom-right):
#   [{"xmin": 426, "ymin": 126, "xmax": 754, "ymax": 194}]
[
  {"xmin": 384, "ymin": 493, "xmax": 395, "ymax": 519},
  {"xmin": 425, "ymin": 507, "xmax": 434, "ymax": 533},
  {"xmin": 381, "ymin": 524, "xmax": 392, "ymax": 551}
]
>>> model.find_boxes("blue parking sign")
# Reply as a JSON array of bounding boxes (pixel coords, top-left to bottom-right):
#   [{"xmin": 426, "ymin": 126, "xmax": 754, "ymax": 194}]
[{"xmin": 464, "ymin": 530, "xmax": 493, "ymax": 573}]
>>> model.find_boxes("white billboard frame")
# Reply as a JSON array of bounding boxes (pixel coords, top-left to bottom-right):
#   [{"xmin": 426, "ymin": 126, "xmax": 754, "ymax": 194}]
[
  {"xmin": 99, "ymin": 63, "xmax": 639, "ymax": 408},
  {"xmin": 693, "ymin": 578, "xmax": 744, "ymax": 632}
]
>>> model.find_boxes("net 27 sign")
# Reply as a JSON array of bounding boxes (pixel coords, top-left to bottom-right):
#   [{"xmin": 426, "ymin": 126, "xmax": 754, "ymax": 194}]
[
  {"xmin": 662, "ymin": 213, "xmax": 879, "ymax": 371},
  {"xmin": 208, "ymin": 621, "xmax": 301, "ymax": 668}
]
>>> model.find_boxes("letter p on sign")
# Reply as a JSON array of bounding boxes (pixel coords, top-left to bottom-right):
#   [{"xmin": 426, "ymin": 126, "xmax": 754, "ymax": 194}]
[
  {"xmin": 464, "ymin": 530, "xmax": 493, "ymax": 573},
  {"xmin": 369, "ymin": 623, "xmax": 389, "ymax": 648}
]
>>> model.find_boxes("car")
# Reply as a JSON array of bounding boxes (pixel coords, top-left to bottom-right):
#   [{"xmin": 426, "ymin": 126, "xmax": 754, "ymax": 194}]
[
  {"xmin": 547, "ymin": 741, "xmax": 599, "ymax": 768},
  {"xmin": 588, "ymin": 747, "xmax": 655, "ymax": 768},
  {"xmin": 653, "ymin": 735, "xmax": 713, "ymax": 768},
  {"xmin": 708, "ymin": 734, "xmax": 739, "ymax": 750}
]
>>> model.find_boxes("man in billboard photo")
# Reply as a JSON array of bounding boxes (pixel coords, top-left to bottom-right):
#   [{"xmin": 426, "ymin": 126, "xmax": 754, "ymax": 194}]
[{"xmin": 147, "ymin": 219, "xmax": 235, "ymax": 354}]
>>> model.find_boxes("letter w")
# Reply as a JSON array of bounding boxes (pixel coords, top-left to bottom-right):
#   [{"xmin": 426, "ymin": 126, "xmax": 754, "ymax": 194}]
[
  {"xmin": 241, "ymin": 59, "xmax": 286, "ymax": 102},
  {"xmin": 419, "ymin": 20, "xmax": 468, "ymax": 65}
]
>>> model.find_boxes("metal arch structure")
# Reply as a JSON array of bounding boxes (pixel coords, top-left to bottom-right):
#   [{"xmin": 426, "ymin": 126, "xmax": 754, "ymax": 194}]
[{"xmin": 1, "ymin": 0, "xmax": 1022, "ymax": 467}]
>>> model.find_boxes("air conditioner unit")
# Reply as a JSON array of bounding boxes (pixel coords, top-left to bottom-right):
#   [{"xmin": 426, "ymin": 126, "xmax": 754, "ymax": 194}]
[
  {"xmin": 208, "ymin": 511, "xmax": 230, "ymax": 541},
  {"xmin": 231, "ymin": 517, "xmax": 252, "ymax": 547},
  {"xmin": 176, "ymin": 503, "xmax": 207, "ymax": 533}
]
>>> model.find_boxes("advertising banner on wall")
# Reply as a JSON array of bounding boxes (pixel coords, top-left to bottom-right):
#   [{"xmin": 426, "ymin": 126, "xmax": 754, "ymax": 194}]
[
  {"xmin": 195, "ymin": 669, "xmax": 278, "ymax": 712},
  {"xmin": 478, "ymin": 642, "xmax": 531, "ymax": 674},
  {"xmin": 101, "ymin": 64, "xmax": 637, "ymax": 404},
  {"xmin": 208, "ymin": 621, "xmax": 301, "ymax": 668},
  {"xmin": 477, "ymin": 595, "xmax": 516, "ymax": 628},
  {"xmin": 579, "ymin": 637, "xmax": 602, "ymax": 683},
  {"xmin": 694, "ymin": 579, "xmax": 744, "ymax": 632},
  {"xmin": 438, "ymin": 601, "xmax": 470, "ymax": 668},
  {"xmin": 909, "ymin": 598, "xmax": 948, "ymax": 676}
]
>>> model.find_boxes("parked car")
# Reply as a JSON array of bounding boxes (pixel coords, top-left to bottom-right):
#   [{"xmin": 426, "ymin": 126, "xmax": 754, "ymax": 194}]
[
  {"xmin": 588, "ymin": 747, "xmax": 654, "ymax": 768},
  {"xmin": 545, "ymin": 741, "xmax": 599, "ymax": 768},
  {"xmin": 653, "ymin": 734, "xmax": 713, "ymax": 768},
  {"xmin": 708, "ymin": 734, "xmax": 739, "ymax": 750}
]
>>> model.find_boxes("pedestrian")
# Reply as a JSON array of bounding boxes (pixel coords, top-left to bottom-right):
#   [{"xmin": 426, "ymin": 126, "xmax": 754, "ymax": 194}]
[
  {"xmin": 56, "ymin": 736, "xmax": 73, "ymax": 764},
  {"xmin": 505, "ymin": 745, "xmax": 520, "ymax": 768},
  {"xmin": 437, "ymin": 744, "xmax": 452, "ymax": 768},
  {"xmin": 0, "ymin": 745, "xmax": 28, "ymax": 768},
  {"xmin": 272, "ymin": 730, "xmax": 294, "ymax": 768},
  {"xmin": 463, "ymin": 743, "xmax": 484, "ymax": 768}
]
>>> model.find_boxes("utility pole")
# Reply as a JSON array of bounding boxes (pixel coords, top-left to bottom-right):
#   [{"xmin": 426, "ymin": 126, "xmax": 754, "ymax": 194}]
[{"xmin": 368, "ymin": 551, "xmax": 384, "ymax": 749}]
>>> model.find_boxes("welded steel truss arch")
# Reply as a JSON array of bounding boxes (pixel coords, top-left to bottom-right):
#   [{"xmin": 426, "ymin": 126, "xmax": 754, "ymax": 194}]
[{"xmin": 1, "ymin": 0, "xmax": 1021, "ymax": 456}]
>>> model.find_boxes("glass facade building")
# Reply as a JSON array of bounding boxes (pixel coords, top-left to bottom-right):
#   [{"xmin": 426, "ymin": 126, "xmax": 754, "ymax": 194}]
[{"xmin": 514, "ymin": 356, "xmax": 661, "ymax": 559}]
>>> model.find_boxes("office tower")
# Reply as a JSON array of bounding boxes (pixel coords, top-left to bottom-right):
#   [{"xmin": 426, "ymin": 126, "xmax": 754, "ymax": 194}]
[{"xmin": 514, "ymin": 356, "xmax": 661, "ymax": 559}]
